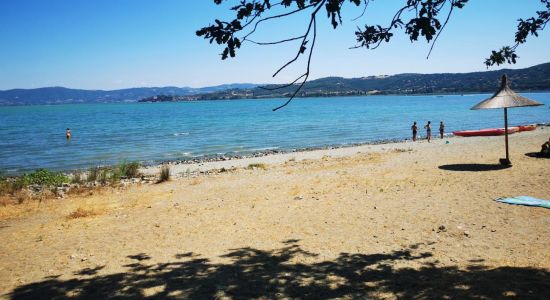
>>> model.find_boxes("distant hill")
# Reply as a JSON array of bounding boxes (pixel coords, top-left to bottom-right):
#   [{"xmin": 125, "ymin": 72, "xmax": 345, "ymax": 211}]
[
  {"xmin": 2, "ymin": 62, "xmax": 550, "ymax": 106},
  {"xmin": 139, "ymin": 62, "xmax": 550, "ymax": 102},
  {"xmin": 0, "ymin": 83, "xmax": 258, "ymax": 106}
]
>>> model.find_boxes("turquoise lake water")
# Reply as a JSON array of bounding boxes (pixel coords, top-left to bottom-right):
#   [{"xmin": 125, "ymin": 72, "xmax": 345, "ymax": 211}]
[{"xmin": 1, "ymin": 94, "xmax": 549, "ymax": 175}]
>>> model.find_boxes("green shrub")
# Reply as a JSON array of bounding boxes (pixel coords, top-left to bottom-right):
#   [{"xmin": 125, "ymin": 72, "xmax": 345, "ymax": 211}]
[
  {"xmin": 158, "ymin": 165, "xmax": 170, "ymax": 183},
  {"xmin": 19, "ymin": 169, "xmax": 69, "ymax": 186},
  {"xmin": 12, "ymin": 178, "xmax": 26, "ymax": 192},
  {"xmin": 0, "ymin": 169, "xmax": 68, "ymax": 195},
  {"xmin": 109, "ymin": 168, "xmax": 122, "ymax": 184},
  {"xmin": 99, "ymin": 169, "xmax": 109, "ymax": 184},
  {"xmin": 71, "ymin": 172, "xmax": 83, "ymax": 184},
  {"xmin": 88, "ymin": 166, "xmax": 100, "ymax": 182},
  {"xmin": 119, "ymin": 161, "xmax": 141, "ymax": 178}
]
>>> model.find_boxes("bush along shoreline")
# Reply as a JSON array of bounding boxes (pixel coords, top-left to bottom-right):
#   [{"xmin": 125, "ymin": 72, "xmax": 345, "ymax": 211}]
[{"xmin": 0, "ymin": 161, "xmax": 171, "ymax": 206}]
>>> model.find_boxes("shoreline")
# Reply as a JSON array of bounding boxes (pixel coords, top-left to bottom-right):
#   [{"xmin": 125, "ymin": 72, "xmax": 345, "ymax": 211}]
[
  {"xmin": 145, "ymin": 136, "xmax": 415, "ymax": 168},
  {"xmin": 141, "ymin": 136, "xmax": 439, "ymax": 176},
  {"xmin": 141, "ymin": 126, "xmax": 549, "ymax": 176}
]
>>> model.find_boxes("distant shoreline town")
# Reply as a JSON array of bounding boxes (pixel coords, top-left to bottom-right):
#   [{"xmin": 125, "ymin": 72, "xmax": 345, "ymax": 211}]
[
  {"xmin": 1, "ymin": 62, "xmax": 549, "ymax": 106},
  {"xmin": 136, "ymin": 89, "xmax": 550, "ymax": 103}
]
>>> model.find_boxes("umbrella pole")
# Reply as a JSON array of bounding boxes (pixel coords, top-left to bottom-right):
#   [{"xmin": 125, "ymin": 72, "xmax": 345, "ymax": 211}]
[{"xmin": 502, "ymin": 107, "xmax": 511, "ymax": 165}]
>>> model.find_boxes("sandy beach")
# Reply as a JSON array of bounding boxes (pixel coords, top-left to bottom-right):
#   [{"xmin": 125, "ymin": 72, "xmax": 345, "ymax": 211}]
[{"xmin": 1, "ymin": 129, "xmax": 549, "ymax": 299}]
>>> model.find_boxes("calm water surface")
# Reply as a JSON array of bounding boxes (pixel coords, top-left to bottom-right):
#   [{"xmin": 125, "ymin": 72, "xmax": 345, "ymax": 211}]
[{"xmin": 1, "ymin": 94, "xmax": 549, "ymax": 174}]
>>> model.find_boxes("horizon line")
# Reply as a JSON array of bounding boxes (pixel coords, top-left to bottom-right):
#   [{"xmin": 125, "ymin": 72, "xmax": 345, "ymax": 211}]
[{"xmin": 1, "ymin": 61, "xmax": 548, "ymax": 92}]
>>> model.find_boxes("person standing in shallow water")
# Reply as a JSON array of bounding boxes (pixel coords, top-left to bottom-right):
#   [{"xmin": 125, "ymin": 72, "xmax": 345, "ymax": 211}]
[
  {"xmin": 439, "ymin": 121, "xmax": 445, "ymax": 139},
  {"xmin": 424, "ymin": 121, "xmax": 432, "ymax": 142},
  {"xmin": 66, "ymin": 128, "xmax": 72, "ymax": 140},
  {"xmin": 411, "ymin": 122, "xmax": 418, "ymax": 141}
]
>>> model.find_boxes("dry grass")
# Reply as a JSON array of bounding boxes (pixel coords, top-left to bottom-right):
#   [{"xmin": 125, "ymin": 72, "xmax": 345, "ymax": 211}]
[
  {"xmin": 0, "ymin": 189, "xmax": 56, "ymax": 211},
  {"xmin": 34, "ymin": 189, "xmax": 55, "ymax": 202},
  {"xmin": 393, "ymin": 148, "xmax": 413, "ymax": 153},
  {"xmin": 0, "ymin": 196, "xmax": 14, "ymax": 207},
  {"xmin": 158, "ymin": 165, "xmax": 170, "ymax": 183},
  {"xmin": 218, "ymin": 167, "xmax": 237, "ymax": 173},
  {"xmin": 13, "ymin": 190, "xmax": 32, "ymax": 204},
  {"xmin": 66, "ymin": 207, "xmax": 99, "ymax": 219},
  {"xmin": 0, "ymin": 179, "xmax": 24, "ymax": 196},
  {"xmin": 0, "ymin": 203, "xmax": 35, "ymax": 220},
  {"xmin": 0, "ymin": 182, "xmax": 10, "ymax": 196},
  {"xmin": 247, "ymin": 163, "xmax": 268, "ymax": 170},
  {"xmin": 67, "ymin": 185, "xmax": 97, "ymax": 197},
  {"xmin": 0, "ymin": 187, "xmax": 104, "ymax": 221}
]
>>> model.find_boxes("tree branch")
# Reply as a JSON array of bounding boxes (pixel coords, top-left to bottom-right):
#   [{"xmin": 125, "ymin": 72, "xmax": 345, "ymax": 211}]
[
  {"xmin": 272, "ymin": 1, "xmax": 325, "ymax": 78},
  {"xmin": 351, "ymin": 0, "xmax": 370, "ymax": 22},
  {"xmin": 242, "ymin": 3, "xmax": 316, "ymax": 42},
  {"xmin": 426, "ymin": 0, "xmax": 454, "ymax": 59},
  {"xmin": 273, "ymin": 13, "xmax": 318, "ymax": 111},
  {"xmin": 258, "ymin": 73, "xmax": 307, "ymax": 91},
  {"xmin": 246, "ymin": 35, "xmax": 305, "ymax": 46}
]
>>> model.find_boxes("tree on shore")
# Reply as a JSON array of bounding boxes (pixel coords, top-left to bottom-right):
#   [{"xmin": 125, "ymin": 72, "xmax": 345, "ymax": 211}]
[{"xmin": 197, "ymin": 0, "xmax": 550, "ymax": 110}]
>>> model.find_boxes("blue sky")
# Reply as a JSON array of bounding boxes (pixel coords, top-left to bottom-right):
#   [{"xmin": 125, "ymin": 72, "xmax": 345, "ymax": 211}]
[{"xmin": 0, "ymin": 0, "xmax": 549, "ymax": 90}]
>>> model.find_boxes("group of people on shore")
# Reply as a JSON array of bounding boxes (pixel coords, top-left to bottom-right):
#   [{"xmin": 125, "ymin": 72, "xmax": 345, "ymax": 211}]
[{"xmin": 411, "ymin": 121, "xmax": 444, "ymax": 142}]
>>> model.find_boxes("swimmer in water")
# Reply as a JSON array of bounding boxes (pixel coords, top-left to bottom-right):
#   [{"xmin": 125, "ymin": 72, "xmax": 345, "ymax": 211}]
[{"xmin": 66, "ymin": 128, "xmax": 72, "ymax": 140}]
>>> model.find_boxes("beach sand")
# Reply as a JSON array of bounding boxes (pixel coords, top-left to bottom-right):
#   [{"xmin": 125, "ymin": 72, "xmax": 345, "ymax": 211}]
[{"xmin": 1, "ymin": 129, "xmax": 549, "ymax": 299}]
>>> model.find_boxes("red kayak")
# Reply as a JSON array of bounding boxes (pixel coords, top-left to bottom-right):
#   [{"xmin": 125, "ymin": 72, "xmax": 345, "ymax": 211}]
[
  {"xmin": 517, "ymin": 124, "xmax": 537, "ymax": 132},
  {"xmin": 453, "ymin": 127, "xmax": 519, "ymax": 137}
]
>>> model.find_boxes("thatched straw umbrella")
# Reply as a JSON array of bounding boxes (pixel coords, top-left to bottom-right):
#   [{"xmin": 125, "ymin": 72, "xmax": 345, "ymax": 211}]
[{"xmin": 471, "ymin": 74, "xmax": 543, "ymax": 165}]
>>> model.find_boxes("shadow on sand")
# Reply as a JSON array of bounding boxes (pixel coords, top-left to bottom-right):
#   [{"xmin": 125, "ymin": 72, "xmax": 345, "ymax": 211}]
[
  {"xmin": 525, "ymin": 152, "xmax": 550, "ymax": 159},
  {"xmin": 8, "ymin": 241, "xmax": 550, "ymax": 299},
  {"xmin": 438, "ymin": 164, "xmax": 512, "ymax": 172}
]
